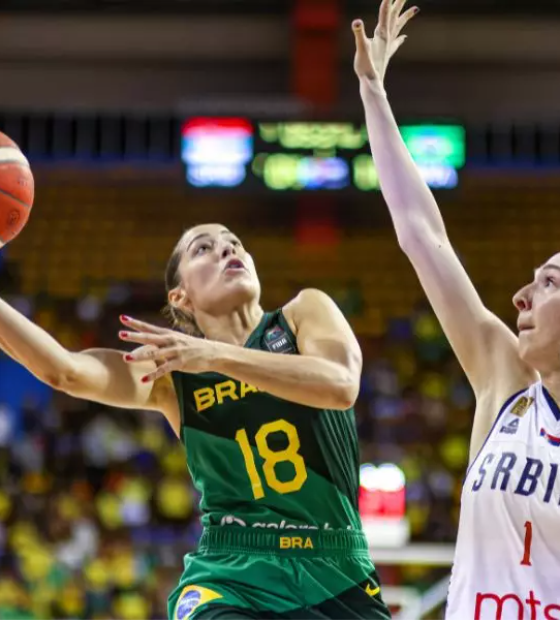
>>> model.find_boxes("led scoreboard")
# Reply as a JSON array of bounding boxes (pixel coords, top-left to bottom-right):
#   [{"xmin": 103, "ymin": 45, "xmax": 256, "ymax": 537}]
[{"xmin": 181, "ymin": 118, "xmax": 465, "ymax": 191}]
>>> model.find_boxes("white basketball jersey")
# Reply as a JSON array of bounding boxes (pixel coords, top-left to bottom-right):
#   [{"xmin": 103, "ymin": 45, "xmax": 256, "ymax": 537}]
[{"xmin": 446, "ymin": 382, "xmax": 560, "ymax": 620}]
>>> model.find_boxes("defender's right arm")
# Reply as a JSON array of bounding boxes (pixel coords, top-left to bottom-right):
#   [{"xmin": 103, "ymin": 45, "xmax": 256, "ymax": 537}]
[
  {"xmin": 352, "ymin": 6, "xmax": 537, "ymax": 457},
  {"xmin": 0, "ymin": 296, "xmax": 180, "ymax": 434}
]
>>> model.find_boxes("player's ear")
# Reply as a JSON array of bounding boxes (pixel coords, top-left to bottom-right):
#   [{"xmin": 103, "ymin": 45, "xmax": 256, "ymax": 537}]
[{"xmin": 168, "ymin": 286, "xmax": 193, "ymax": 314}]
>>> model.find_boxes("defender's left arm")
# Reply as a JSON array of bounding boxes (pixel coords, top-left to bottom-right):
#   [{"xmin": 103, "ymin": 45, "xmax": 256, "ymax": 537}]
[{"xmin": 213, "ymin": 289, "xmax": 362, "ymax": 409}]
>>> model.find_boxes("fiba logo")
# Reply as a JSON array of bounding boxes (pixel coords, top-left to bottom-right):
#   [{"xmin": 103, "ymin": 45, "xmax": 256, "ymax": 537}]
[{"xmin": 176, "ymin": 591, "xmax": 201, "ymax": 620}]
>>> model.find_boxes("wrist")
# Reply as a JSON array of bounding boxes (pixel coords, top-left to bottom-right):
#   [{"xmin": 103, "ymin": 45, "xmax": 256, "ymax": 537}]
[
  {"xmin": 360, "ymin": 77, "xmax": 387, "ymax": 100},
  {"xmin": 205, "ymin": 340, "xmax": 233, "ymax": 373}
]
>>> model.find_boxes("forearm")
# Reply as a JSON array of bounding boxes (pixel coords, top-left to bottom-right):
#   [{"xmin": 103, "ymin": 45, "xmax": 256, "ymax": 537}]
[
  {"xmin": 0, "ymin": 330, "xmax": 19, "ymax": 362},
  {"xmin": 360, "ymin": 79, "xmax": 447, "ymax": 245},
  {"xmin": 211, "ymin": 343, "xmax": 357, "ymax": 410},
  {"xmin": 0, "ymin": 297, "xmax": 75, "ymax": 386}
]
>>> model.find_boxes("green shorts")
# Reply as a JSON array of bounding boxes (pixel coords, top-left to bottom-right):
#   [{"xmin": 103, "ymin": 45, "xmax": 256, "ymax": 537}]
[{"xmin": 167, "ymin": 527, "xmax": 391, "ymax": 620}]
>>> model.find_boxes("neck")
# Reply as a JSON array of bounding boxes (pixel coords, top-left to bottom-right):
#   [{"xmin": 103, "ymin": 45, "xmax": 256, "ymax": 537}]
[
  {"xmin": 541, "ymin": 371, "xmax": 560, "ymax": 405},
  {"xmin": 196, "ymin": 302, "xmax": 264, "ymax": 346}
]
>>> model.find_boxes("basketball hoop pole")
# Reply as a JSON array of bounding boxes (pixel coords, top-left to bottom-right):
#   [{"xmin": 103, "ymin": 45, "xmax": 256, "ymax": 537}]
[
  {"xmin": 371, "ymin": 543, "xmax": 455, "ymax": 566},
  {"xmin": 370, "ymin": 543, "xmax": 455, "ymax": 618},
  {"xmin": 392, "ymin": 574, "xmax": 451, "ymax": 620}
]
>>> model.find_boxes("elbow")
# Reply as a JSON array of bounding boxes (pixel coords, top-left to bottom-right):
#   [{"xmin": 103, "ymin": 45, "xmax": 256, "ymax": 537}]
[
  {"xmin": 334, "ymin": 377, "xmax": 360, "ymax": 410},
  {"xmin": 395, "ymin": 220, "xmax": 425, "ymax": 254},
  {"xmin": 41, "ymin": 364, "xmax": 80, "ymax": 394},
  {"xmin": 397, "ymin": 223, "xmax": 447, "ymax": 257},
  {"xmin": 341, "ymin": 386, "xmax": 359, "ymax": 410}
]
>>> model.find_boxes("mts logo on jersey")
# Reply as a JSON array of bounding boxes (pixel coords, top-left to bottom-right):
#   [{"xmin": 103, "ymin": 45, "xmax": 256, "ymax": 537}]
[
  {"xmin": 193, "ymin": 380, "xmax": 260, "ymax": 412},
  {"xmin": 475, "ymin": 590, "xmax": 560, "ymax": 620}
]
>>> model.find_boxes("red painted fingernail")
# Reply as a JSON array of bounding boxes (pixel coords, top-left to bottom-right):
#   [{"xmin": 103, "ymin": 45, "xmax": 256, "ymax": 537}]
[
  {"xmin": 141, "ymin": 376, "xmax": 149, "ymax": 383},
  {"xmin": 120, "ymin": 331, "xmax": 129, "ymax": 339},
  {"xmin": 125, "ymin": 355, "xmax": 133, "ymax": 361},
  {"xmin": 414, "ymin": 6, "xmax": 420, "ymax": 13},
  {"xmin": 121, "ymin": 315, "xmax": 131, "ymax": 322}
]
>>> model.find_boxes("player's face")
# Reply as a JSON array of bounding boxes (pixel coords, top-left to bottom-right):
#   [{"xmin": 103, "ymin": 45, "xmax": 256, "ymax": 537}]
[
  {"xmin": 174, "ymin": 224, "xmax": 260, "ymax": 315},
  {"xmin": 513, "ymin": 253, "xmax": 560, "ymax": 371}
]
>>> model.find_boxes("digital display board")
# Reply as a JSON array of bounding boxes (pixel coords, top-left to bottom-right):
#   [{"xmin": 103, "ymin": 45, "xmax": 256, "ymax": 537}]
[{"xmin": 181, "ymin": 119, "xmax": 465, "ymax": 191}]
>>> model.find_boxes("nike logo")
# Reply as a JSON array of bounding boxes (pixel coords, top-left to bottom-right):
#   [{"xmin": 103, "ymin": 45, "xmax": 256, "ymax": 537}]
[{"xmin": 365, "ymin": 584, "xmax": 380, "ymax": 597}]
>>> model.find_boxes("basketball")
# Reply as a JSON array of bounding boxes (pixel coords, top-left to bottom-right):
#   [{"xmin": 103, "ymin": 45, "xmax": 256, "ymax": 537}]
[{"xmin": 0, "ymin": 132, "xmax": 34, "ymax": 247}]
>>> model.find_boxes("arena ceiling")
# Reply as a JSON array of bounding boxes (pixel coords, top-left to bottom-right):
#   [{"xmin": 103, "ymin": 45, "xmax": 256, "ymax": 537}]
[{"xmin": 1, "ymin": 0, "xmax": 558, "ymax": 14}]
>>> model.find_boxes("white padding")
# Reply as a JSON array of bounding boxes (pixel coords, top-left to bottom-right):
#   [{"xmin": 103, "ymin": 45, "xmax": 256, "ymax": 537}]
[{"xmin": 0, "ymin": 147, "xmax": 29, "ymax": 166}]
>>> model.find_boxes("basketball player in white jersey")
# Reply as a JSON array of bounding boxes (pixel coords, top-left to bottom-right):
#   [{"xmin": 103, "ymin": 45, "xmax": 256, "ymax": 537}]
[{"xmin": 353, "ymin": 2, "xmax": 560, "ymax": 619}]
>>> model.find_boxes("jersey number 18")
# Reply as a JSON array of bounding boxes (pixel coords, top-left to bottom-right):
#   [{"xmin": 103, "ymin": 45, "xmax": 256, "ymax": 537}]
[{"xmin": 235, "ymin": 419, "xmax": 308, "ymax": 500}]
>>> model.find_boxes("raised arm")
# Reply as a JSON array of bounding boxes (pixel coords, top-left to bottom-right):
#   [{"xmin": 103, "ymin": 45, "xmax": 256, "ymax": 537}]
[
  {"xmin": 352, "ymin": 2, "xmax": 536, "ymax": 449},
  {"xmin": 0, "ymin": 296, "xmax": 180, "ymax": 434}
]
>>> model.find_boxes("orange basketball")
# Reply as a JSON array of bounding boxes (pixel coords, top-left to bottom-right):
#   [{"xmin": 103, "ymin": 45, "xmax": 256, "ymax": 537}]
[{"xmin": 0, "ymin": 132, "xmax": 34, "ymax": 247}]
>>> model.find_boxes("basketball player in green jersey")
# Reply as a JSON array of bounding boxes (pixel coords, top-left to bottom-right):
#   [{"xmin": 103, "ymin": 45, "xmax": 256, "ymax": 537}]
[
  {"xmin": 117, "ymin": 223, "xmax": 390, "ymax": 620},
  {"xmin": 0, "ymin": 222, "xmax": 387, "ymax": 619}
]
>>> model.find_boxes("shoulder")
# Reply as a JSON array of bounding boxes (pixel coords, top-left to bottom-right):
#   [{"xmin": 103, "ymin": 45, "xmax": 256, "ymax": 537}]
[
  {"xmin": 282, "ymin": 289, "xmax": 359, "ymax": 348},
  {"xmin": 282, "ymin": 288, "xmax": 340, "ymax": 322}
]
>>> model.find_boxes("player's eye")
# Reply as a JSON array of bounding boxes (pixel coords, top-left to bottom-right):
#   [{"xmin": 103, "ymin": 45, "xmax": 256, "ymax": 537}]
[{"xmin": 195, "ymin": 243, "xmax": 212, "ymax": 255}]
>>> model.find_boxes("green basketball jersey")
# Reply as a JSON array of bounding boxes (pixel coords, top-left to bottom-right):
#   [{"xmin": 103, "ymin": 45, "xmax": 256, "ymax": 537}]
[{"xmin": 171, "ymin": 309, "xmax": 364, "ymax": 533}]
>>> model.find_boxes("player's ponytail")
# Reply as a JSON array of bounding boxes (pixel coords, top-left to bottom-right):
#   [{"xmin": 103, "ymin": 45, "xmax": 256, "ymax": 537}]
[{"xmin": 163, "ymin": 243, "xmax": 205, "ymax": 338}]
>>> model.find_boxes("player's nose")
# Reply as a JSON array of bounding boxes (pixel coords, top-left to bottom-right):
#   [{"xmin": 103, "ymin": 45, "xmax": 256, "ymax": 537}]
[
  {"xmin": 513, "ymin": 284, "xmax": 533, "ymax": 312},
  {"xmin": 221, "ymin": 241, "xmax": 237, "ymax": 260}
]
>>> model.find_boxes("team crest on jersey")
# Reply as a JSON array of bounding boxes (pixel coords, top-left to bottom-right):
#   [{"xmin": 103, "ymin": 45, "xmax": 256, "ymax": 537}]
[
  {"xmin": 540, "ymin": 427, "xmax": 560, "ymax": 447},
  {"xmin": 511, "ymin": 396, "xmax": 534, "ymax": 417},
  {"xmin": 500, "ymin": 418, "xmax": 519, "ymax": 435},
  {"xmin": 174, "ymin": 586, "xmax": 223, "ymax": 620},
  {"xmin": 264, "ymin": 325, "xmax": 295, "ymax": 354}
]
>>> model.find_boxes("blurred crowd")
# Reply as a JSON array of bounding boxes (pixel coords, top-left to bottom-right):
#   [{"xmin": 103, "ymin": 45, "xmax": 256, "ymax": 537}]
[{"xmin": 0, "ymin": 253, "xmax": 472, "ymax": 619}]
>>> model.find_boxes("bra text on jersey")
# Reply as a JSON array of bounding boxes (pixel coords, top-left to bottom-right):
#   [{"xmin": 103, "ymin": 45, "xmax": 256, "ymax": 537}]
[
  {"xmin": 279, "ymin": 536, "xmax": 314, "ymax": 550},
  {"xmin": 193, "ymin": 380, "xmax": 260, "ymax": 412}
]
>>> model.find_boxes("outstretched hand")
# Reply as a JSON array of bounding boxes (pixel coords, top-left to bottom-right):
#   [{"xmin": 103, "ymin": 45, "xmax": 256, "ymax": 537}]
[
  {"xmin": 119, "ymin": 315, "xmax": 217, "ymax": 382},
  {"xmin": 353, "ymin": 0, "xmax": 419, "ymax": 86}
]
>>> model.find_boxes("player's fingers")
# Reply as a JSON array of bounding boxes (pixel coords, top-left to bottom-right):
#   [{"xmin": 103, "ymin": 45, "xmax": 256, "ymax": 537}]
[
  {"xmin": 377, "ymin": 0, "xmax": 391, "ymax": 38},
  {"xmin": 124, "ymin": 345, "xmax": 178, "ymax": 363},
  {"xmin": 352, "ymin": 20, "xmax": 377, "ymax": 80},
  {"xmin": 390, "ymin": 0, "xmax": 408, "ymax": 29},
  {"xmin": 352, "ymin": 19, "xmax": 369, "ymax": 54},
  {"xmin": 391, "ymin": 35, "xmax": 408, "ymax": 56},
  {"xmin": 123, "ymin": 345, "xmax": 156, "ymax": 362},
  {"xmin": 396, "ymin": 6, "xmax": 419, "ymax": 34},
  {"xmin": 119, "ymin": 331, "xmax": 174, "ymax": 347},
  {"xmin": 141, "ymin": 362, "xmax": 176, "ymax": 383},
  {"xmin": 120, "ymin": 315, "xmax": 170, "ymax": 335}
]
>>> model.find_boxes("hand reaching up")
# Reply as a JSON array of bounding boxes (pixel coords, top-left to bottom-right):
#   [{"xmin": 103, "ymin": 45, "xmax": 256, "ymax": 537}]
[{"xmin": 353, "ymin": 0, "xmax": 419, "ymax": 87}]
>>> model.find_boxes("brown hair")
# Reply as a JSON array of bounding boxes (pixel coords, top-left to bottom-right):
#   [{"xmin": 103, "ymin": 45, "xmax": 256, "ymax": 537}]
[{"xmin": 163, "ymin": 241, "xmax": 205, "ymax": 338}]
